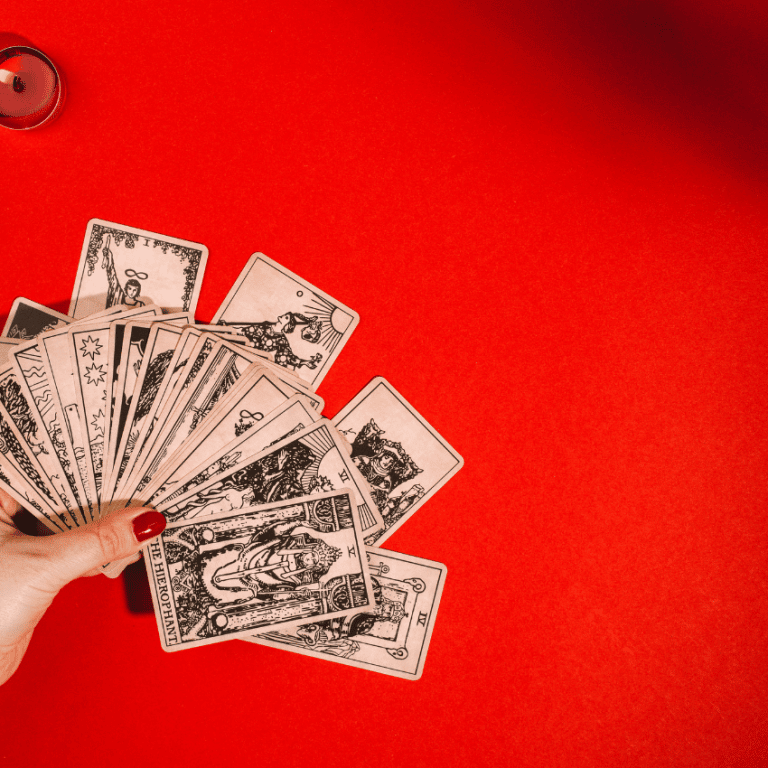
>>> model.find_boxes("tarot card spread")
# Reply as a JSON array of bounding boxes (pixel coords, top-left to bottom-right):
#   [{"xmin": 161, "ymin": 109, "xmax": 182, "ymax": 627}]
[
  {"xmin": 0, "ymin": 239, "xmax": 461, "ymax": 677},
  {"xmin": 145, "ymin": 490, "xmax": 374, "ymax": 651},
  {"xmin": 69, "ymin": 220, "xmax": 208, "ymax": 319},
  {"xmin": 212, "ymin": 254, "xmax": 359, "ymax": 391}
]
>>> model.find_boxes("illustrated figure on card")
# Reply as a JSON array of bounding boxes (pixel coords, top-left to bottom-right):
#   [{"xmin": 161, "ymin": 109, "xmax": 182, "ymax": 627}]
[
  {"xmin": 203, "ymin": 523, "xmax": 342, "ymax": 605},
  {"xmin": 101, "ymin": 235, "xmax": 145, "ymax": 308},
  {"xmin": 236, "ymin": 312, "xmax": 323, "ymax": 372},
  {"xmin": 349, "ymin": 421, "xmax": 424, "ymax": 515},
  {"xmin": 182, "ymin": 440, "xmax": 332, "ymax": 518},
  {"xmin": 153, "ymin": 492, "xmax": 371, "ymax": 645},
  {"xmin": 211, "ymin": 254, "xmax": 359, "ymax": 390},
  {"xmin": 69, "ymin": 220, "xmax": 208, "ymax": 319},
  {"xmin": 333, "ymin": 378, "xmax": 464, "ymax": 545}
]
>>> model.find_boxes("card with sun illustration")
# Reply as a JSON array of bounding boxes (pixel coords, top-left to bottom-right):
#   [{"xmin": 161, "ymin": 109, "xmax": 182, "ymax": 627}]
[{"xmin": 211, "ymin": 253, "xmax": 360, "ymax": 391}]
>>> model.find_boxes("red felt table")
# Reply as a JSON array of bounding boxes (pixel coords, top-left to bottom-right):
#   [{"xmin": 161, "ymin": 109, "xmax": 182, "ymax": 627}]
[{"xmin": 3, "ymin": 1, "xmax": 768, "ymax": 766}]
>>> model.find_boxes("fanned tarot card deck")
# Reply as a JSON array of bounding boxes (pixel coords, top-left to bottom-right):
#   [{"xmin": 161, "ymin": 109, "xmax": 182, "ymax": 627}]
[{"xmin": 0, "ymin": 220, "xmax": 462, "ymax": 678}]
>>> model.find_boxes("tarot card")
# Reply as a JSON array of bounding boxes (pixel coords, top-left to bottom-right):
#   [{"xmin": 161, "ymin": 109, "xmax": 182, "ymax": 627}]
[
  {"xmin": 212, "ymin": 253, "xmax": 359, "ymax": 390},
  {"xmin": 0, "ymin": 363, "xmax": 85, "ymax": 525},
  {"xmin": 103, "ymin": 321, "xmax": 190, "ymax": 501},
  {"xmin": 137, "ymin": 366, "xmax": 302, "ymax": 503},
  {"xmin": 149, "ymin": 394, "xmax": 323, "ymax": 508},
  {"xmin": 0, "ymin": 338, "xmax": 20, "ymax": 366},
  {"xmin": 103, "ymin": 313, "xmax": 193, "ymax": 472},
  {"xmin": 69, "ymin": 219, "xmax": 208, "ymax": 319},
  {"xmin": 103, "ymin": 318, "xmax": 159, "ymax": 485},
  {"xmin": 333, "ymin": 377, "xmax": 464, "ymax": 546},
  {"xmin": 248, "ymin": 547, "xmax": 447, "ymax": 680},
  {"xmin": 0, "ymin": 451, "xmax": 64, "ymax": 532},
  {"xmin": 158, "ymin": 420, "xmax": 385, "ymax": 543},
  {"xmin": 10, "ymin": 340, "xmax": 91, "ymax": 520},
  {"xmin": 145, "ymin": 489, "xmax": 375, "ymax": 652},
  {"xmin": 126, "ymin": 339, "xmax": 266, "ymax": 497},
  {"xmin": 68, "ymin": 325, "xmax": 115, "ymax": 502},
  {"xmin": 43, "ymin": 307, "xmax": 161, "ymax": 516},
  {"xmin": 0, "ymin": 397, "xmax": 73, "ymax": 529},
  {"xmin": 112, "ymin": 328, "xmax": 212, "ymax": 499},
  {"xmin": 2, "ymin": 297, "xmax": 72, "ymax": 340}
]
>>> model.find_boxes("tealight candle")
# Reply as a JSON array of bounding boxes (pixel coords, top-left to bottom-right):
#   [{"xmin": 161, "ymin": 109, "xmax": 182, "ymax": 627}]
[{"xmin": 0, "ymin": 45, "xmax": 65, "ymax": 130}]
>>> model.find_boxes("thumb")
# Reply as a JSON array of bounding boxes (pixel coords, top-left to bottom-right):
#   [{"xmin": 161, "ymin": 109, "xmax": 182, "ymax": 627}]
[{"xmin": 34, "ymin": 507, "xmax": 166, "ymax": 590}]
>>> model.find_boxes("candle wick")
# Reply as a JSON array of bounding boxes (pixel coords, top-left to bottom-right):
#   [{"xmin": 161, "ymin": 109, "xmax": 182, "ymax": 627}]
[{"xmin": 12, "ymin": 76, "xmax": 25, "ymax": 94}]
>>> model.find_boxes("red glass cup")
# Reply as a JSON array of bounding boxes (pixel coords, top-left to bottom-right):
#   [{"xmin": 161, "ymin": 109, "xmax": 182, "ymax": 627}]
[{"xmin": 0, "ymin": 44, "xmax": 66, "ymax": 130}]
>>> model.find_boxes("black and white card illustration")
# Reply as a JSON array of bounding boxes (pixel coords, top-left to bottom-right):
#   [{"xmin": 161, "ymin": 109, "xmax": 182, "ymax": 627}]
[
  {"xmin": 0, "ymin": 363, "xmax": 84, "ymax": 525},
  {"xmin": 10, "ymin": 340, "xmax": 91, "ymax": 521},
  {"xmin": 333, "ymin": 377, "xmax": 464, "ymax": 545},
  {"xmin": 149, "ymin": 394, "xmax": 322, "ymax": 509},
  {"xmin": 249, "ymin": 547, "xmax": 447, "ymax": 680},
  {"xmin": 145, "ymin": 489, "xmax": 375, "ymax": 652},
  {"xmin": 158, "ymin": 420, "xmax": 385, "ymax": 540},
  {"xmin": 69, "ymin": 219, "xmax": 209, "ymax": 319},
  {"xmin": 211, "ymin": 254, "xmax": 359, "ymax": 390},
  {"xmin": 139, "ymin": 367, "xmax": 302, "ymax": 504},
  {"xmin": 2, "ymin": 298, "xmax": 72, "ymax": 340}
]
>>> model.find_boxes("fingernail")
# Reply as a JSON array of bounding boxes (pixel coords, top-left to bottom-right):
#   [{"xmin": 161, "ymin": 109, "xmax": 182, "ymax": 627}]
[{"xmin": 132, "ymin": 509, "xmax": 166, "ymax": 542}]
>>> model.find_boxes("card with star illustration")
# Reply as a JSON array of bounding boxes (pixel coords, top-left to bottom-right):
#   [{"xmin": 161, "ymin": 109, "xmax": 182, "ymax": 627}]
[
  {"xmin": 101, "ymin": 315, "xmax": 192, "ymax": 505},
  {"xmin": 61, "ymin": 306, "xmax": 162, "ymax": 513}
]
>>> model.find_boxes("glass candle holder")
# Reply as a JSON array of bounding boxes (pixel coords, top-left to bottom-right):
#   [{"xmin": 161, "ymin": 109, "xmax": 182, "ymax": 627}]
[{"xmin": 0, "ymin": 45, "xmax": 66, "ymax": 130}]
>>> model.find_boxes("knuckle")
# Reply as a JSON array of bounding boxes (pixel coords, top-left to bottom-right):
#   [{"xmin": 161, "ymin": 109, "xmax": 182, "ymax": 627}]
[{"xmin": 93, "ymin": 522, "xmax": 127, "ymax": 564}]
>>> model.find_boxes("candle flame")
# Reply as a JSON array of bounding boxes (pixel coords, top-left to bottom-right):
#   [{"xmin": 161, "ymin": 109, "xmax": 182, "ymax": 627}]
[{"xmin": 0, "ymin": 69, "xmax": 14, "ymax": 86}]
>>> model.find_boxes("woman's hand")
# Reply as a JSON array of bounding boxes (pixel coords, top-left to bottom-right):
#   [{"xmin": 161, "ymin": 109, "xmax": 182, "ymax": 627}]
[{"xmin": 0, "ymin": 489, "xmax": 165, "ymax": 685}]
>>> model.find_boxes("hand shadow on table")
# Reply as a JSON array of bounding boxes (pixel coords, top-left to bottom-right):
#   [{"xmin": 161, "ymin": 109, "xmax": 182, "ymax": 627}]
[{"xmin": 122, "ymin": 557, "xmax": 153, "ymax": 613}]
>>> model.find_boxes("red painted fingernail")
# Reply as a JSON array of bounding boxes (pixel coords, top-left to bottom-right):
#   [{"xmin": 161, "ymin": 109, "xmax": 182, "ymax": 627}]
[{"xmin": 132, "ymin": 509, "xmax": 166, "ymax": 542}]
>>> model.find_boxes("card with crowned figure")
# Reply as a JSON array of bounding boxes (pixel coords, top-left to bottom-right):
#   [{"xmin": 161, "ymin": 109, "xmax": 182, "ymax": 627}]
[
  {"xmin": 145, "ymin": 489, "xmax": 375, "ymax": 651},
  {"xmin": 333, "ymin": 377, "xmax": 464, "ymax": 546}
]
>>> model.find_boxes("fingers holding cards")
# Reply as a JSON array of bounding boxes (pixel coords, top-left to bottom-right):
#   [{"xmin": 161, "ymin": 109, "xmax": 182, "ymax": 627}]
[{"xmin": 2, "ymin": 232, "xmax": 460, "ymax": 679}]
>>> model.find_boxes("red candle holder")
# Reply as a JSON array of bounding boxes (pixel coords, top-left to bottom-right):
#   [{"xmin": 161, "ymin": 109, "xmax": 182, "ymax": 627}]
[{"xmin": 0, "ymin": 44, "xmax": 66, "ymax": 130}]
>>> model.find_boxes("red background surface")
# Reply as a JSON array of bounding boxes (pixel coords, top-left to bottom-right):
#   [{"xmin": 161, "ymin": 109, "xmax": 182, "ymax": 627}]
[{"xmin": 2, "ymin": 1, "xmax": 768, "ymax": 765}]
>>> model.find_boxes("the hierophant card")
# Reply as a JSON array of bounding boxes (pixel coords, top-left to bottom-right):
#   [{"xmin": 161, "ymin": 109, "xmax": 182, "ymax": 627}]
[
  {"xmin": 69, "ymin": 220, "xmax": 209, "ymax": 319},
  {"xmin": 333, "ymin": 377, "xmax": 464, "ymax": 546},
  {"xmin": 211, "ymin": 254, "xmax": 359, "ymax": 391},
  {"xmin": 248, "ymin": 547, "xmax": 447, "ymax": 680},
  {"xmin": 145, "ymin": 489, "xmax": 375, "ymax": 652}
]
